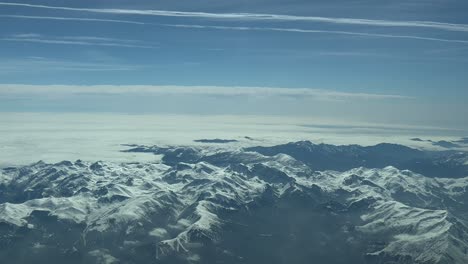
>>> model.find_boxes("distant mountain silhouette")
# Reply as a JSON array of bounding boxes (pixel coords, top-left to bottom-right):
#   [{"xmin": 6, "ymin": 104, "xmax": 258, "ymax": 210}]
[
  {"xmin": 194, "ymin": 139, "xmax": 239, "ymax": 143},
  {"xmin": 246, "ymin": 141, "xmax": 468, "ymax": 178}
]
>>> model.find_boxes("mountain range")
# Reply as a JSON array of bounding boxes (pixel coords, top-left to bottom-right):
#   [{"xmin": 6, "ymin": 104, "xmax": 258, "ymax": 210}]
[{"xmin": 1, "ymin": 141, "xmax": 468, "ymax": 263}]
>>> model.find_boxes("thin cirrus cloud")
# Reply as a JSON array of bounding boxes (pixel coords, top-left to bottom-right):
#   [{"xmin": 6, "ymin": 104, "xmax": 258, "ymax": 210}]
[
  {"xmin": 0, "ymin": 84, "xmax": 411, "ymax": 101},
  {"xmin": 1, "ymin": 1, "xmax": 468, "ymax": 33},
  {"xmin": 2, "ymin": 15, "xmax": 468, "ymax": 45},
  {"xmin": 1, "ymin": 33, "xmax": 158, "ymax": 48},
  {"xmin": 0, "ymin": 14, "xmax": 146, "ymax": 25},
  {"xmin": 161, "ymin": 24, "xmax": 468, "ymax": 44},
  {"xmin": 0, "ymin": 57, "xmax": 143, "ymax": 73}
]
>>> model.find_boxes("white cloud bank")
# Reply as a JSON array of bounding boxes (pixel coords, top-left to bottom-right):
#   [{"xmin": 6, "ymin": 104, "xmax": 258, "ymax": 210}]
[
  {"xmin": 0, "ymin": 113, "xmax": 463, "ymax": 167},
  {"xmin": 0, "ymin": 84, "xmax": 409, "ymax": 101}
]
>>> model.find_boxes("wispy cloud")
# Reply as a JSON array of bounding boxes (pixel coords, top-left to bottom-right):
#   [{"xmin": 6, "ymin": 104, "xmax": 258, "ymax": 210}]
[
  {"xmin": 0, "ymin": 57, "xmax": 143, "ymax": 73},
  {"xmin": 60, "ymin": 36, "xmax": 142, "ymax": 44},
  {"xmin": 0, "ymin": 84, "xmax": 410, "ymax": 101},
  {"xmin": 161, "ymin": 24, "xmax": 468, "ymax": 44},
  {"xmin": 1, "ymin": 2, "xmax": 468, "ymax": 33},
  {"xmin": 0, "ymin": 14, "xmax": 145, "ymax": 25},
  {"xmin": 1, "ymin": 33, "xmax": 157, "ymax": 48},
  {"xmin": 2, "ymin": 14, "xmax": 467, "ymax": 45}
]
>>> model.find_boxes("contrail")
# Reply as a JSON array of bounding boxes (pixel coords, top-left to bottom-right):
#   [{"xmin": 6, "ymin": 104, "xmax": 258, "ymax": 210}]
[
  {"xmin": 1, "ymin": 34, "xmax": 157, "ymax": 48},
  {"xmin": 1, "ymin": 2, "xmax": 468, "ymax": 33},
  {"xmin": 161, "ymin": 24, "xmax": 468, "ymax": 44},
  {"xmin": 0, "ymin": 14, "xmax": 146, "ymax": 25},
  {"xmin": 2, "ymin": 13, "xmax": 467, "ymax": 45}
]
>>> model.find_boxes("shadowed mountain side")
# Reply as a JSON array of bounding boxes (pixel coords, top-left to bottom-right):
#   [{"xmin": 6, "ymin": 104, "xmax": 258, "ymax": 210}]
[
  {"xmin": 410, "ymin": 138, "xmax": 465, "ymax": 149},
  {"xmin": 455, "ymin": 138, "xmax": 468, "ymax": 144},
  {"xmin": 245, "ymin": 141, "xmax": 468, "ymax": 178}
]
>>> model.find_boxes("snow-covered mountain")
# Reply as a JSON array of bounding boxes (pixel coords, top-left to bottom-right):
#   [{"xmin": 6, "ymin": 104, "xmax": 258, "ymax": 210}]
[{"xmin": 1, "ymin": 142, "xmax": 468, "ymax": 263}]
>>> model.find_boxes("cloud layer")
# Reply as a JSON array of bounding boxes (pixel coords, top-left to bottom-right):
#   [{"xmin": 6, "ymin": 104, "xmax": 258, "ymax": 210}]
[{"xmin": 0, "ymin": 84, "xmax": 409, "ymax": 101}]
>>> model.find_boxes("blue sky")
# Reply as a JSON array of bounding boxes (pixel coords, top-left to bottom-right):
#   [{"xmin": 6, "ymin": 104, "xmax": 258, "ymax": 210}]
[{"xmin": 0, "ymin": 0, "xmax": 467, "ymax": 131}]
